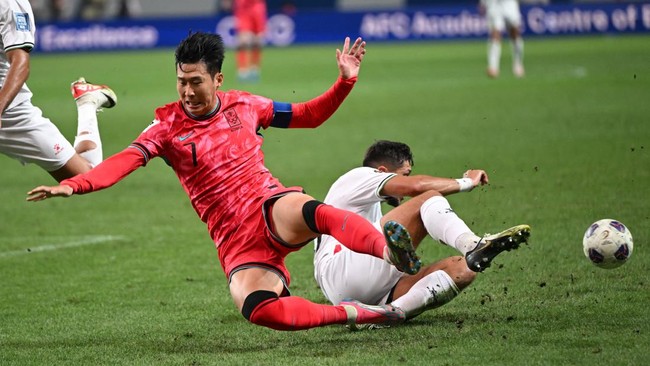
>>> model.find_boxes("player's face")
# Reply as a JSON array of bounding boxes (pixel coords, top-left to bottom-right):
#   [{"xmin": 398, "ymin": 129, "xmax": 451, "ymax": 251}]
[{"xmin": 176, "ymin": 61, "xmax": 224, "ymax": 116}]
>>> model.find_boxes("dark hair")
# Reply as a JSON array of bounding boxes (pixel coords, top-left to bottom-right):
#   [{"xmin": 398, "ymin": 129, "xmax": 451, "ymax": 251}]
[
  {"xmin": 175, "ymin": 32, "xmax": 225, "ymax": 77},
  {"xmin": 362, "ymin": 140, "xmax": 414, "ymax": 170}
]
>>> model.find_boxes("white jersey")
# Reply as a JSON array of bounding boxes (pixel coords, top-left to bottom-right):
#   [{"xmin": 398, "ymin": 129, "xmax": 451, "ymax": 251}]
[
  {"xmin": 0, "ymin": 0, "xmax": 78, "ymax": 171},
  {"xmin": 321, "ymin": 166, "xmax": 395, "ymax": 224},
  {"xmin": 0, "ymin": 0, "xmax": 34, "ymax": 110},
  {"xmin": 314, "ymin": 167, "xmax": 403, "ymax": 305},
  {"xmin": 481, "ymin": 0, "xmax": 519, "ymax": 8},
  {"xmin": 482, "ymin": 0, "xmax": 522, "ymax": 32}
]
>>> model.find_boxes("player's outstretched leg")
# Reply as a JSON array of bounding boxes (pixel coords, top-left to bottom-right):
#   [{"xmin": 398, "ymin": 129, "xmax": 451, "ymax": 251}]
[
  {"xmin": 71, "ymin": 77, "xmax": 118, "ymax": 109},
  {"xmin": 465, "ymin": 224, "xmax": 531, "ymax": 272},
  {"xmin": 340, "ymin": 299, "xmax": 405, "ymax": 330},
  {"xmin": 383, "ymin": 221, "xmax": 421, "ymax": 275},
  {"xmin": 70, "ymin": 77, "xmax": 118, "ymax": 167}
]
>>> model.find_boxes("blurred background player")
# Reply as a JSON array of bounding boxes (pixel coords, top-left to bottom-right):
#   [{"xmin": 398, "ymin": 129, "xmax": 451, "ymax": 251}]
[
  {"xmin": 74, "ymin": 0, "xmax": 142, "ymax": 20},
  {"xmin": 222, "ymin": 0, "xmax": 267, "ymax": 82},
  {"xmin": 314, "ymin": 140, "xmax": 531, "ymax": 324},
  {"xmin": 26, "ymin": 33, "xmax": 424, "ymax": 331},
  {"xmin": 479, "ymin": 0, "xmax": 525, "ymax": 78},
  {"xmin": 0, "ymin": 0, "xmax": 117, "ymax": 182}
]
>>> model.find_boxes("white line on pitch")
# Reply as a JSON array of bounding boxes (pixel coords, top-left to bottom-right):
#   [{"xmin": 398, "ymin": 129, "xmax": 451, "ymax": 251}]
[{"xmin": 0, "ymin": 235, "xmax": 127, "ymax": 258}]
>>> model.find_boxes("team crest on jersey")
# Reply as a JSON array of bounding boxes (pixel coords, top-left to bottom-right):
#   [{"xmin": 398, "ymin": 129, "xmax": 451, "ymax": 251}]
[
  {"xmin": 14, "ymin": 12, "xmax": 30, "ymax": 31},
  {"xmin": 223, "ymin": 108, "xmax": 242, "ymax": 131}
]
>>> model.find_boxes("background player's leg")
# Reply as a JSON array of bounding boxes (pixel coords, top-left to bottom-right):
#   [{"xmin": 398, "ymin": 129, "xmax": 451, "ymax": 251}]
[
  {"xmin": 509, "ymin": 26, "xmax": 525, "ymax": 77},
  {"xmin": 236, "ymin": 32, "xmax": 254, "ymax": 81},
  {"xmin": 487, "ymin": 30, "xmax": 502, "ymax": 78}
]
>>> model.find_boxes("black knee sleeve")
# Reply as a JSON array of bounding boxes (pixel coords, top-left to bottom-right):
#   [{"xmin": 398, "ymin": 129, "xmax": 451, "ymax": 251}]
[
  {"xmin": 241, "ymin": 290, "xmax": 278, "ymax": 321},
  {"xmin": 302, "ymin": 200, "xmax": 324, "ymax": 233}
]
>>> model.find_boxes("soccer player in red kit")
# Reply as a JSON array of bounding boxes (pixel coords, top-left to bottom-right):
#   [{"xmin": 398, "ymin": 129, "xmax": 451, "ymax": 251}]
[
  {"xmin": 222, "ymin": 0, "xmax": 267, "ymax": 82},
  {"xmin": 27, "ymin": 32, "xmax": 421, "ymax": 331}
]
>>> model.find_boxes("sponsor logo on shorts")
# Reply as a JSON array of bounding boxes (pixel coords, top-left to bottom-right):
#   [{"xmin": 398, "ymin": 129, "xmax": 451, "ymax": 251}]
[
  {"xmin": 53, "ymin": 143, "xmax": 64, "ymax": 155},
  {"xmin": 14, "ymin": 12, "xmax": 30, "ymax": 32}
]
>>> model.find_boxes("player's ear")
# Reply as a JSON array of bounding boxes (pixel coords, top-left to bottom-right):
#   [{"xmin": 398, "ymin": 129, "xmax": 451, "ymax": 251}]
[
  {"xmin": 377, "ymin": 165, "xmax": 388, "ymax": 173},
  {"xmin": 214, "ymin": 72, "xmax": 224, "ymax": 88}
]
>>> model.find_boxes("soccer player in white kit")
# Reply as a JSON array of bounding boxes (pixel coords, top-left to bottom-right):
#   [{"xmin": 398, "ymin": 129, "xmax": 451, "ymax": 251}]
[
  {"xmin": 314, "ymin": 140, "xmax": 531, "ymax": 326},
  {"xmin": 479, "ymin": 0, "xmax": 525, "ymax": 78},
  {"xmin": 0, "ymin": 0, "xmax": 117, "ymax": 182}
]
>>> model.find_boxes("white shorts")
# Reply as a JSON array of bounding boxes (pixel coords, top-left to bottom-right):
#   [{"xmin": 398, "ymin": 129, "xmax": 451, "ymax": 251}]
[
  {"xmin": 486, "ymin": 0, "xmax": 522, "ymax": 32},
  {"xmin": 314, "ymin": 222, "xmax": 404, "ymax": 306},
  {"xmin": 0, "ymin": 100, "xmax": 75, "ymax": 171}
]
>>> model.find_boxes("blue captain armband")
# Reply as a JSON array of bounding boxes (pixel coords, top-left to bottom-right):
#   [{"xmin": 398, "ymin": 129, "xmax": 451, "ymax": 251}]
[{"xmin": 270, "ymin": 101, "xmax": 293, "ymax": 128}]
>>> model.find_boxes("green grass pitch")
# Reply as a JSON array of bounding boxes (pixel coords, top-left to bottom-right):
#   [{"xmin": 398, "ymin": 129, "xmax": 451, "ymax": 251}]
[{"xmin": 1, "ymin": 35, "xmax": 649, "ymax": 365}]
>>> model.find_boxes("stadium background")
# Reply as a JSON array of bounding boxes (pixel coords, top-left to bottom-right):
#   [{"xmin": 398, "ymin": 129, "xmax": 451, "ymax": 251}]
[
  {"xmin": 31, "ymin": 0, "xmax": 650, "ymax": 53},
  {"xmin": 1, "ymin": 1, "xmax": 648, "ymax": 365}
]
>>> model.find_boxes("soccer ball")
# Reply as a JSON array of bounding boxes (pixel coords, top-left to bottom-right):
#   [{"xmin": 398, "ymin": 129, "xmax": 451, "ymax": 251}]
[{"xmin": 583, "ymin": 219, "xmax": 633, "ymax": 269}]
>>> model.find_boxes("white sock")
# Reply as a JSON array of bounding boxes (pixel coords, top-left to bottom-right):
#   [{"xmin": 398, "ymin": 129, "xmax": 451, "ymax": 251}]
[
  {"xmin": 455, "ymin": 232, "xmax": 481, "ymax": 255},
  {"xmin": 488, "ymin": 39, "xmax": 501, "ymax": 71},
  {"xmin": 391, "ymin": 270, "xmax": 459, "ymax": 319},
  {"xmin": 512, "ymin": 36, "xmax": 524, "ymax": 67},
  {"xmin": 73, "ymin": 101, "xmax": 103, "ymax": 167},
  {"xmin": 420, "ymin": 196, "xmax": 480, "ymax": 255}
]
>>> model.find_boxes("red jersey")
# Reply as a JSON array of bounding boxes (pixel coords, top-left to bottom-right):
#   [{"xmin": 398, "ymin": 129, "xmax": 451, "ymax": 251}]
[
  {"xmin": 133, "ymin": 90, "xmax": 283, "ymax": 245},
  {"xmin": 234, "ymin": 0, "xmax": 267, "ymax": 34},
  {"xmin": 61, "ymin": 77, "xmax": 357, "ymax": 251}
]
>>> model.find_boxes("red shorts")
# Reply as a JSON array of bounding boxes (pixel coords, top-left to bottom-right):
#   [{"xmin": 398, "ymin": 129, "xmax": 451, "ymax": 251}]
[
  {"xmin": 218, "ymin": 187, "xmax": 305, "ymax": 287},
  {"xmin": 234, "ymin": 1, "xmax": 267, "ymax": 34}
]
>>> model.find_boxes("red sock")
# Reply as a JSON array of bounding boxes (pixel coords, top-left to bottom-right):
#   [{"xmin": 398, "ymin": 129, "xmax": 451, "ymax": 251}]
[
  {"xmin": 236, "ymin": 49, "xmax": 248, "ymax": 71},
  {"xmin": 250, "ymin": 296, "xmax": 347, "ymax": 331},
  {"xmin": 252, "ymin": 47, "xmax": 262, "ymax": 67},
  {"xmin": 315, "ymin": 204, "xmax": 386, "ymax": 259}
]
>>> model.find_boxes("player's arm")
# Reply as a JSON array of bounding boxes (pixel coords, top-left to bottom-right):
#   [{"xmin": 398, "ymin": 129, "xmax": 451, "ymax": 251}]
[
  {"xmin": 26, "ymin": 148, "xmax": 146, "ymax": 201},
  {"xmin": 0, "ymin": 48, "xmax": 30, "ymax": 124},
  {"xmin": 269, "ymin": 37, "xmax": 366, "ymax": 129},
  {"xmin": 381, "ymin": 169, "xmax": 489, "ymax": 199}
]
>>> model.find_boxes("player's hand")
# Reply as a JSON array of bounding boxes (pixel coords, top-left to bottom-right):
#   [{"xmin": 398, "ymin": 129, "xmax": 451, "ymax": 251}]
[
  {"xmin": 463, "ymin": 169, "xmax": 489, "ymax": 189},
  {"xmin": 336, "ymin": 37, "xmax": 366, "ymax": 80},
  {"xmin": 26, "ymin": 185, "xmax": 74, "ymax": 202}
]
